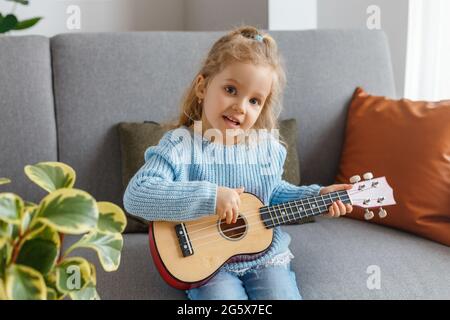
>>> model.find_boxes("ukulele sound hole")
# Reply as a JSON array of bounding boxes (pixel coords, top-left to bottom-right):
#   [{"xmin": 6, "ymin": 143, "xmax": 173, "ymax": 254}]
[{"xmin": 218, "ymin": 215, "xmax": 247, "ymax": 241}]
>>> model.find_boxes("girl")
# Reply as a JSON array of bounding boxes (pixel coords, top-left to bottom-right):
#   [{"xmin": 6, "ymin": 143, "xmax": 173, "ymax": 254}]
[{"xmin": 123, "ymin": 26, "xmax": 353, "ymax": 300}]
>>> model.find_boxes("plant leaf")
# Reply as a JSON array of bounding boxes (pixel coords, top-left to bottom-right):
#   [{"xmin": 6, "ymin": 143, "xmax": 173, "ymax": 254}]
[
  {"xmin": 37, "ymin": 188, "xmax": 98, "ymax": 234},
  {"xmin": 16, "ymin": 226, "xmax": 60, "ymax": 275},
  {"xmin": 21, "ymin": 202, "xmax": 38, "ymax": 232},
  {"xmin": 0, "ymin": 14, "xmax": 18, "ymax": 33},
  {"xmin": 44, "ymin": 271, "xmax": 65, "ymax": 300},
  {"xmin": 0, "ymin": 238, "xmax": 6, "ymax": 251},
  {"xmin": 46, "ymin": 287, "xmax": 57, "ymax": 300},
  {"xmin": 5, "ymin": 0, "xmax": 29, "ymax": 5},
  {"xmin": 13, "ymin": 17, "xmax": 42, "ymax": 30},
  {"xmin": 0, "ymin": 220, "xmax": 9, "ymax": 238},
  {"xmin": 7, "ymin": 223, "xmax": 19, "ymax": 240},
  {"xmin": 25, "ymin": 162, "xmax": 76, "ymax": 193},
  {"xmin": 68, "ymin": 281, "xmax": 100, "ymax": 300},
  {"xmin": 56, "ymin": 257, "xmax": 91, "ymax": 294},
  {"xmin": 0, "ymin": 178, "xmax": 11, "ymax": 186},
  {"xmin": 0, "ymin": 278, "xmax": 7, "ymax": 300},
  {"xmin": 97, "ymin": 202, "xmax": 127, "ymax": 234},
  {"xmin": 70, "ymin": 232, "xmax": 123, "ymax": 272},
  {"xmin": 0, "ymin": 245, "xmax": 7, "ymax": 279},
  {"xmin": 89, "ymin": 262, "xmax": 96, "ymax": 286},
  {"xmin": 0, "ymin": 193, "xmax": 24, "ymax": 225},
  {"xmin": 5, "ymin": 264, "xmax": 46, "ymax": 300}
]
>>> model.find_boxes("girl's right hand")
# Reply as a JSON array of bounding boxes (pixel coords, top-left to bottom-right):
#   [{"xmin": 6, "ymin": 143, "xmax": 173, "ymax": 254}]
[{"xmin": 216, "ymin": 186, "xmax": 245, "ymax": 224}]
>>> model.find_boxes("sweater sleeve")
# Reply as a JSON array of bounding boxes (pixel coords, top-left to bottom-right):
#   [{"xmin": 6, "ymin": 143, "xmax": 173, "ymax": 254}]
[
  {"xmin": 268, "ymin": 142, "xmax": 323, "ymax": 206},
  {"xmin": 123, "ymin": 131, "xmax": 218, "ymax": 222}
]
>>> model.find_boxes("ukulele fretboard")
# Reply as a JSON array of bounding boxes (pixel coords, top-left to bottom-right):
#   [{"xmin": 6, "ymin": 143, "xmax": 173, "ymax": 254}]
[{"xmin": 259, "ymin": 190, "xmax": 351, "ymax": 229}]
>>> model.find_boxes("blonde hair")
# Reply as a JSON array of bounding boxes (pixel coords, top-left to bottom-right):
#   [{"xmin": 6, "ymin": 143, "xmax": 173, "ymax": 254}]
[{"xmin": 162, "ymin": 25, "xmax": 287, "ymax": 144}]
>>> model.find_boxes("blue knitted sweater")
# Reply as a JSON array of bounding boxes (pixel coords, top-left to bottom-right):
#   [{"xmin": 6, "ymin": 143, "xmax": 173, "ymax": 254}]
[{"xmin": 123, "ymin": 125, "xmax": 322, "ymax": 272}]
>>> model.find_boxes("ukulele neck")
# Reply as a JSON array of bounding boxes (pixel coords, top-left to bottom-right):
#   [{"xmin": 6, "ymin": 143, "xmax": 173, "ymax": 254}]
[{"xmin": 259, "ymin": 190, "xmax": 351, "ymax": 229}]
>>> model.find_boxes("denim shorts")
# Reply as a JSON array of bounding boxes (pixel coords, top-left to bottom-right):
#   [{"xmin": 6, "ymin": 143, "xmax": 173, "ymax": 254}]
[{"xmin": 186, "ymin": 262, "xmax": 302, "ymax": 300}]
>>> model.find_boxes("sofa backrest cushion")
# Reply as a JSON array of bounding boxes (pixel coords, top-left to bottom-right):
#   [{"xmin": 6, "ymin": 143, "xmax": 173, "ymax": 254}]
[{"xmin": 0, "ymin": 36, "xmax": 57, "ymax": 202}]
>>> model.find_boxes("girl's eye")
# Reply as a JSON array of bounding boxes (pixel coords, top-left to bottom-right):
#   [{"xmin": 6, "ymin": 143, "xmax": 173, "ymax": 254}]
[
  {"xmin": 225, "ymin": 86, "xmax": 261, "ymax": 106},
  {"xmin": 250, "ymin": 98, "xmax": 261, "ymax": 106},
  {"xmin": 225, "ymin": 86, "xmax": 236, "ymax": 95}
]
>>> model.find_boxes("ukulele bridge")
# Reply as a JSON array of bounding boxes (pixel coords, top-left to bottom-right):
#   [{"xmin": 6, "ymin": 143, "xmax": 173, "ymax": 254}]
[{"xmin": 175, "ymin": 223, "xmax": 194, "ymax": 257}]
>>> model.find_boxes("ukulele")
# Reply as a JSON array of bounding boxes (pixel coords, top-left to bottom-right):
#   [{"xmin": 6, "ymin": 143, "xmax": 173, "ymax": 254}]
[{"xmin": 148, "ymin": 173, "xmax": 395, "ymax": 290}]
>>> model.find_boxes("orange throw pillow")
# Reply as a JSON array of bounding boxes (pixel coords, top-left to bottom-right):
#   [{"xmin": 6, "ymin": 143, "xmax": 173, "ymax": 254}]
[{"xmin": 336, "ymin": 87, "xmax": 450, "ymax": 246}]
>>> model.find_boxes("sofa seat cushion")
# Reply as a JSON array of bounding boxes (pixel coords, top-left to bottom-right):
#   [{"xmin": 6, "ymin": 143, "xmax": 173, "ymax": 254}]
[
  {"xmin": 287, "ymin": 216, "xmax": 450, "ymax": 299},
  {"xmin": 63, "ymin": 216, "xmax": 450, "ymax": 299}
]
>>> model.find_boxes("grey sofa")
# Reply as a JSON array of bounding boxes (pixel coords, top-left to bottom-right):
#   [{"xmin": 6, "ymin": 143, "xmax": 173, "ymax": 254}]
[{"xmin": 1, "ymin": 30, "xmax": 449, "ymax": 300}]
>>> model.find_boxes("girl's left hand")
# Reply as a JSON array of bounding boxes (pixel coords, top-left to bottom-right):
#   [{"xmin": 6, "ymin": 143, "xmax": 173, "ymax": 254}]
[{"xmin": 319, "ymin": 184, "xmax": 353, "ymax": 218}]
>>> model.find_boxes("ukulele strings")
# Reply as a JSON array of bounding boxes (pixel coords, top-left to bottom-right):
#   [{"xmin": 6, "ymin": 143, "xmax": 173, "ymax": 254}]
[
  {"xmin": 164, "ymin": 199, "xmax": 336, "ymax": 254},
  {"xmin": 188, "ymin": 199, "xmax": 345, "ymax": 246},
  {"xmin": 161, "ymin": 186, "xmax": 378, "ymax": 253},
  {"xmin": 189, "ymin": 195, "xmax": 376, "ymax": 252},
  {"xmin": 184, "ymin": 189, "xmax": 357, "ymax": 232},
  {"xmin": 185, "ymin": 187, "xmax": 368, "ymax": 237},
  {"xmin": 185, "ymin": 192, "xmax": 347, "ymax": 237}
]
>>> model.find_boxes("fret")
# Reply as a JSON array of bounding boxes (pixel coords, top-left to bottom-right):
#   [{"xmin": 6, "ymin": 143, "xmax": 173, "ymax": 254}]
[
  {"xmin": 319, "ymin": 194, "xmax": 329, "ymax": 212},
  {"xmin": 305, "ymin": 197, "xmax": 313, "ymax": 217},
  {"xmin": 273, "ymin": 205, "xmax": 282, "ymax": 226},
  {"xmin": 334, "ymin": 192, "xmax": 341, "ymax": 201},
  {"xmin": 340, "ymin": 191, "xmax": 351, "ymax": 204},
  {"xmin": 303, "ymin": 198, "xmax": 311, "ymax": 217},
  {"xmin": 339, "ymin": 191, "xmax": 348, "ymax": 204},
  {"xmin": 279, "ymin": 203, "xmax": 288, "ymax": 224},
  {"xmin": 260, "ymin": 206, "xmax": 274, "ymax": 229},
  {"xmin": 294, "ymin": 200, "xmax": 304, "ymax": 220},
  {"xmin": 308, "ymin": 197, "xmax": 316, "ymax": 216},
  {"xmin": 313, "ymin": 195, "xmax": 328, "ymax": 215},
  {"xmin": 282, "ymin": 202, "xmax": 291, "ymax": 222},
  {"xmin": 286, "ymin": 201, "xmax": 297, "ymax": 222},
  {"xmin": 267, "ymin": 207, "xmax": 275, "ymax": 228},
  {"xmin": 291, "ymin": 201, "xmax": 298, "ymax": 220},
  {"xmin": 345, "ymin": 192, "xmax": 351, "ymax": 204},
  {"xmin": 327, "ymin": 193, "xmax": 334, "ymax": 204},
  {"xmin": 312, "ymin": 197, "xmax": 320, "ymax": 214},
  {"xmin": 284, "ymin": 202, "xmax": 293, "ymax": 223}
]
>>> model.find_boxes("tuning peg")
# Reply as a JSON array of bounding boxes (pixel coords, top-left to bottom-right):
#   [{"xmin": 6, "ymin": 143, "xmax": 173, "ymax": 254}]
[
  {"xmin": 349, "ymin": 175, "xmax": 361, "ymax": 184},
  {"xmin": 363, "ymin": 172, "xmax": 373, "ymax": 180},
  {"xmin": 378, "ymin": 208, "xmax": 387, "ymax": 218},
  {"xmin": 364, "ymin": 208, "xmax": 374, "ymax": 220}
]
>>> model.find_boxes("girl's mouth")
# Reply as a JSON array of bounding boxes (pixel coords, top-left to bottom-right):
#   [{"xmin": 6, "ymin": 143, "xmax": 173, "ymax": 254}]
[{"xmin": 222, "ymin": 115, "xmax": 240, "ymax": 127}]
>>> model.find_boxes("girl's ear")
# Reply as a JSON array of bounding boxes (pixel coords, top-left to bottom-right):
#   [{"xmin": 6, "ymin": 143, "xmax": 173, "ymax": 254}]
[{"xmin": 194, "ymin": 74, "xmax": 207, "ymax": 100}]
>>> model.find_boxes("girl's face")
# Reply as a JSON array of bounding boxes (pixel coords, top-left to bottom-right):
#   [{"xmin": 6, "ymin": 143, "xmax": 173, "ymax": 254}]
[{"xmin": 195, "ymin": 62, "xmax": 273, "ymax": 145}]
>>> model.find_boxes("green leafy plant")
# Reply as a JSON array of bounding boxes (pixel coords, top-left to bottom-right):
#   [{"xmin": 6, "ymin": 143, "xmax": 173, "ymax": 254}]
[
  {"xmin": 0, "ymin": 0, "xmax": 42, "ymax": 34},
  {"xmin": 0, "ymin": 162, "xmax": 127, "ymax": 300}
]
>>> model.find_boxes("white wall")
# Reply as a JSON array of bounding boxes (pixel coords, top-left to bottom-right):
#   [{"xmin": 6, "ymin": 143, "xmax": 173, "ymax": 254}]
[
  {"xmin": 0, "ymin": 0, "xmax": 184, "ymax": 36},
  {"xmin": 184, "ymin": 0, "xmax": 318, "ymax": 31},
  {"xmin": 317, "ymin": 0, "xmax": 409, "ymax": 97},
  {"xmin": 269, "ymin": 0, "xmax": 317, "ymax": 30},
  {"xmin": 1, "ymin": 0, "xmax": 408, "ymax": 97},
  {"xmin": 184, "ymin": 0, "xmax": 267, "ymax": 31}
]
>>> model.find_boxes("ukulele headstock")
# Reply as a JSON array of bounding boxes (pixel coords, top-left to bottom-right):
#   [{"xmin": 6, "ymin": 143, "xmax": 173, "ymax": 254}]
[{"xmin": 347, "ymin": 172, "xmax": 395, "ymax": 220}]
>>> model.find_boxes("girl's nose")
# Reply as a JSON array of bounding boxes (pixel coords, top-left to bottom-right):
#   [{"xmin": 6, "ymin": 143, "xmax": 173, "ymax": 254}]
[{"xmin": 232, "ymin": 102, "xmax": 245, "ymax": 114}]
